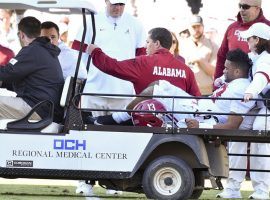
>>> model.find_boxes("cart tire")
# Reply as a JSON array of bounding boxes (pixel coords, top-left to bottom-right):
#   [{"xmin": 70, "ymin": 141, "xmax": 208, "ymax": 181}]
[
  {"xmin": 190, "ymin": 171, "xmax": 204, "ymax": 199},
  {"xmin": 142, "ymin": 155, "xmax": 195, "ymax": 200}
]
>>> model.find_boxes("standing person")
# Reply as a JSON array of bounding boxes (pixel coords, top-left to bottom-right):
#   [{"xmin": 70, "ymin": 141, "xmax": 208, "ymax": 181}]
[
  {"xmin": 217, "ymin": 22, "xmax": 270, "ymax": 200},
  {"xmin": 87, "ymin": 27, "xmax": 201, "ymax": 96},
  {"xmin": 214, "ymin": 0, "xmax": 270, "ymax": 82},
  {"xmin": 41, "ymin": 21, "xmax": 87, "ymax": 79},
  {"xmin": 85, "ymin": 27, "xmax": 201, "ymax": 125},
  {"xmin": 59, "ymin": 16, "xmax": 69, "ymax": 44},
  {"xmin": 170, "ymin": 31, "xmax": 185, "ymax": 63},
  {"xmin": 0, "ymin": 16, "xmax": 64, "ymax": 123},
  {"xmin": 72, "ymin": 0, "xmax": 146, "ymax": 196},
  {"xmin": 72, "ymin": 0, "xmax": 146, "ymax": 117},
  {"xmin": 179, "ymin": 15, "xmax": 218, "ymax": 96}
]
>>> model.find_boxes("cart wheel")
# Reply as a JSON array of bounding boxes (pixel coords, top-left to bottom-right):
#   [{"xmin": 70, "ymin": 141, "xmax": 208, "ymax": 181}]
[
  {"xmin": 190, "ymin": 171, "xmax": 204, "ymax": 199},
  {"xmin": 142, "ymin": 155, "xmax": 195, "ymax": 200}
]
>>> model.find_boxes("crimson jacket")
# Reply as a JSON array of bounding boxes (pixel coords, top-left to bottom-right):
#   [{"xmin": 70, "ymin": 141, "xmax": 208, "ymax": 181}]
[
  {"xmin": 91, "ymin": 48, "xmax": 201, "ymax": 96},
  {"xmin": 0, "ymin": 45, "xmax": 14, "ymax": 65},
  {"xmin": 214, "ymin": 10, "xmax": 270, "ymax": 80}
]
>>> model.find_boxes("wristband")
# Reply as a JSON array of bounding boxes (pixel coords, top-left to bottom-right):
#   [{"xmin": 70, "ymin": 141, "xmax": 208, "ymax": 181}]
[{"xmin": 199, "ymin": 123, "xmax": 213, "ymax": 129}]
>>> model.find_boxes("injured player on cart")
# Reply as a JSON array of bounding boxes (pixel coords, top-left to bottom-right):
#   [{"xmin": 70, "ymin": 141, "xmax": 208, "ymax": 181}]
[{"xmin": 84, "ymin": 48, "xmax": 255, "ymax": 130}]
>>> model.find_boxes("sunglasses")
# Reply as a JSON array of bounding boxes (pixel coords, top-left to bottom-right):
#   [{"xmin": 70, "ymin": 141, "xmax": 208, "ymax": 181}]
[{"xmin": 238, "ymin": 3, "xmax": 257, "ymax": 10}]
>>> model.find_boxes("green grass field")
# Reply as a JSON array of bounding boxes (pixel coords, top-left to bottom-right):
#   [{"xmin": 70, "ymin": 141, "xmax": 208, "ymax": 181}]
[{"xmin": 0, "ymin": 184, "xmax": 255, "ymax": 199}]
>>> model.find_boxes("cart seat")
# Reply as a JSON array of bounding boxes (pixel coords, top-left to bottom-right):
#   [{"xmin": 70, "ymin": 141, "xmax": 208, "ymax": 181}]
[
  {"xmin": 0, "ymin": 76, "xmax": 73, "ymax": 133},
  {"xmin": 0, "ymin": 119, "xmax": 62, "ymax": 133}
]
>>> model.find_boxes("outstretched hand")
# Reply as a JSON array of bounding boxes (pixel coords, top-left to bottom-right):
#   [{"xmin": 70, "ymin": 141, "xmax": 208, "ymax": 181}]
[{"xmin": 185, "ymin": 118, "xmax": 199, "ymax": 128}]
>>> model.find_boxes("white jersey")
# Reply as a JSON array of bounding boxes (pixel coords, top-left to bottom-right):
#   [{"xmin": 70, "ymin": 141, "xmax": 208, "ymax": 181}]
[
  {"xmin": 74, "ymin": 12, "xmax": 146, "ymax": 96},
  {"xmin": 210, "ymin": 78, "xmax": 254, "ymax": 123},
  {"xmin": 153, "ymin": 80, "xmax": 198, "ymax": 124},
  {"xmin": 153, "ymin": 79, "xmax": 254, "ymax": 125},
  {"xmin": 245, "ymin": 51, "xmax": 270, "ymax": 98},
  {"xmin": 58, "ymin": 41, "xmax": 87, "ymax": 79}
]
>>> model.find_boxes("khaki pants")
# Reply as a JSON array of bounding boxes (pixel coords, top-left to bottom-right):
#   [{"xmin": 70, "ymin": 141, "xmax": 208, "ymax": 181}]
[{"xmin": 0, "ymin": 96, "xmax": 40, "ymax": 120}]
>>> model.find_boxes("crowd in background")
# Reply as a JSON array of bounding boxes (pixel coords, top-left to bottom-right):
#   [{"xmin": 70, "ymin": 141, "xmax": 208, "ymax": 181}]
[
  {"xmin": 0, "ymin": 2, "xmax": 230, "ymax": 95},
  {"xmin": 2, "ymin": 0, "xmax": 270, "ymax": 92},
  {"xmin": 1, "ymin": 0, "xmax": 270, "ymax": 199}
]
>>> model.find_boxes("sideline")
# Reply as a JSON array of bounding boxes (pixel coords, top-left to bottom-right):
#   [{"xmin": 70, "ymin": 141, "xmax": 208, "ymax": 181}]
[
  {"xmin": 205, "ymin": 179, "xmax": 253, "ymax": 191},
  {"xmin": 0, "ymin": 178, "xmax": 253, "ymax": 191}
]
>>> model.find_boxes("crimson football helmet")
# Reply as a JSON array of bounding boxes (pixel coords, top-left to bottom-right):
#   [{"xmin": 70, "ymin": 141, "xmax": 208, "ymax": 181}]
[{"xmin": 131, "ymin": 99, "xmax": 167, "ymax": 127}]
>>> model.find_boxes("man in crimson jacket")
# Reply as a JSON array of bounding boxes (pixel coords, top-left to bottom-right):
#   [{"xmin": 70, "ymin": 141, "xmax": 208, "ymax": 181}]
[
  {"xmin": 87, "ymin": 27, "xmax": 201, "ymax": 97},
  {"xmin": 214, "ymin": 0, "xmax": 270, "ymax": 82}
]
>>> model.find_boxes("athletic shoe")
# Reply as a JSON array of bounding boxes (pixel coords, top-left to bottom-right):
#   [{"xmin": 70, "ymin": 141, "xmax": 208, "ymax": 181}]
[
  {"xmin": 249, "ymin": 189, "xmax": 269, "ymax": 199},
  {"xmin": 106, "ymin": 189, "xmax": 123, "ymax": 195},
  {"xmin": 83, "ymin": 116, "xmax": 98, "ymax": 124},
  {"xmin": 216, "ymin": 188, "xmax": 242, "ymax": 198},
  {"xmin": 76, "ymin": 181, "xmax": 94, "ymax": 196}
]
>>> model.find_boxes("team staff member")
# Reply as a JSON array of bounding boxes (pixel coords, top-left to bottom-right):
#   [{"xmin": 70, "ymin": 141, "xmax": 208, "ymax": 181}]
[
  {"xmin": 218, "ymin": 22, "xmax": 270, "ymax": 200},
  {"xmin": 0, "ymin": 17, "xmax": 64, "ymax": 123},
  {"xmin": 41, "ymin": 21, "xmax": 87, "ymax": 79},
  {"xmin": 214, "ymin": 0, "xmax": 270, "ymax": 82},
  {"xmin": 87, "ymin": 27, "xmax": 201, "ymax": 96},
  {"xmin": 72, "ymin": 0, "xmax": 146, "ymax": 117},
  {"xmin": 73, "ymin": 0, "xmax": 146, "ymax": 196}
]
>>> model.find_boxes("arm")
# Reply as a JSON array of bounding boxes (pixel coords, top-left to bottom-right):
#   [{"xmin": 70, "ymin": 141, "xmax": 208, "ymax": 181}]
[
  {"xmin": 194, "ymin": 58, "xmax": 215, "ymax": 77},
  {"xmin": 214, "ymin": 115, "xmax": 243, "ymax": 129},
  {"xmin": 214, "ymin": 31, "xmax": 229, "ymax": 80},
  {"xmin": 87, "ymin": 44, "xmax": 142, "ymax": 83},
  {"xmin": 195, "ymin": 42, "xmax": 218, "ymax": 77},
  {"xmin": 186, "ymin": 114, "xmax": 243, "ymax": 129},
  {"xmin": 0, "ymin": 48, "xmax": 35, "ymax": 82},
  {"xmin": 244, "ymin": 72, "xmax": 269, "ymax": 102}
]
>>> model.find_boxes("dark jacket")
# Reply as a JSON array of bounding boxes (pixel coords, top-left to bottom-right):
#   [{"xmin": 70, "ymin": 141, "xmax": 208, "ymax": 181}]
[
  {"xmin": 0, "ymin": 37, "xmax": 64, "ymax": 122},
  {"xmin": 214, "ymin": 10, "xmax": 270, "ymax": 80}
]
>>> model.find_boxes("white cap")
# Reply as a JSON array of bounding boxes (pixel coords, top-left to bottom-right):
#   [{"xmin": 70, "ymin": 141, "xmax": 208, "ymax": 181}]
[
  {"xmin": 109, "ymin": 0, "xmax": 126, "ymax": 4},
  {"xmin": 240, "ymin": 22, "xmax": 270, "ymax": 40}
]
